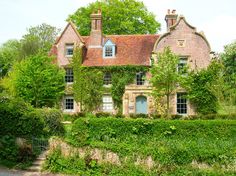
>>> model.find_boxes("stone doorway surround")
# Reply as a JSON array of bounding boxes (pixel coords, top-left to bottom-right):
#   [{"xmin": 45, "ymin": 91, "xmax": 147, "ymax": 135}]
[{"xmin": 123, "ymin": 84, "xmax": 155, "ymax": 115}]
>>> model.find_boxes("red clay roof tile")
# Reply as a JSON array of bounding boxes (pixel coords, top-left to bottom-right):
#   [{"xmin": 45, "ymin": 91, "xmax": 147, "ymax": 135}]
[{"xmin": 81, "ymin": 34, "xmax": 159, "ymax": 67}]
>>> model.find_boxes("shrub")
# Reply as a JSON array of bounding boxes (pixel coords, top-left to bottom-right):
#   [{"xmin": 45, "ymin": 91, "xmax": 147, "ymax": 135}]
[
  {"xmin": 129, "ymin": 113, "xmax": 149, "ymax": 119},
  {"xmin": 95, "ymin": 112, "xmax": 112, "ymax": 118},
  {"xmin": 0, "ymin": 135, "xmax": 18, "ymax": 162},
  {"xmin": 0, "ymin": 95, "xmax": 45, "ymax": 137},
  {"xmin": 38, "ymin": 108, "xmax": 65, "ymax": 136}
]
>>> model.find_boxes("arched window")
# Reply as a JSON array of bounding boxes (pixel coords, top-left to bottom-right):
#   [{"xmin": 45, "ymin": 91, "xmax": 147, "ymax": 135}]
[{"xmin": 103, "ymin": 39, "xmax": 116, "ymax": 58}]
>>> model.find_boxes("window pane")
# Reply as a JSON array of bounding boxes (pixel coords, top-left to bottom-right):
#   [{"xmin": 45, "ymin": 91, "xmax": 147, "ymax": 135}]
[
  {"xmin": 136, "ymin": 72, "xmax": 145, "ymax": 85},
  {"xmin": 178, "ymin": 58, "xmax": 187, "ymax": 74},
  {"xmin": 65, "ymin": 97, "xmax": 74, "ymax": 110},
  {"xmin": 105, "ymin": 46, "xmax": 113, "ymax": 57},
  {"xmin": 103, "ymin": 73, "xmax": 112, "ymax": 85},
  {"xmin": 66, "ymin": 44, "xmax": 74, "ymax": 56},
  {"xmin": 177, "ymin": 93, "xmax": 187, "ymax": 114},
  {"xmin": 65, "ymin": 68, "xmax": 73, "ymax": 83},
  {"xmin": 102, "ymin": 95, "xmax": 113, "ymax": 111}
]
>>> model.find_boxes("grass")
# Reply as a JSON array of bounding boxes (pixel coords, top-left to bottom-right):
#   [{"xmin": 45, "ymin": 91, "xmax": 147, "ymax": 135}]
[{"xmin": 44, "ymin": 118, "xmax": 236, "ymax": 175}]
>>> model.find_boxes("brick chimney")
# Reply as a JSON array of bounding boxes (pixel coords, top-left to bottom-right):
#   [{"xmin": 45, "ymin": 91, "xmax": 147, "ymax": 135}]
[
  {"xmin": 165, "ymin": 9, "xmax": 178, "ymax": 31},
  {"xmin": 88, "ymin": 10, "xmax": 102, "ymax": 48}
]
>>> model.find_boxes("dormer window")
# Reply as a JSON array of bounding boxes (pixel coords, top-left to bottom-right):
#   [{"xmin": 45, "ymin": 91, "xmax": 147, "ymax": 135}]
[
  {"xmin": 103, "ymin": 40, "xmax": 115, "ymax": 58},
  {"xmin": 65, "ymin": 43, "xmax": 74, "ymax": 57}
]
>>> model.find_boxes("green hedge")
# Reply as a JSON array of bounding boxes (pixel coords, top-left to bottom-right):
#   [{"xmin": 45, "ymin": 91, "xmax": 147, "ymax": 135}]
[
  {"xmin": 44, "ymin": 118, "xmax": 236, "ymax": 175},
  {"xmin": 69, "ymin": 118, "xmax": 236, "ymax": 165},
  {"xmin": 0, "ymin": 95, "xmax": 64, "ymax": 137}
]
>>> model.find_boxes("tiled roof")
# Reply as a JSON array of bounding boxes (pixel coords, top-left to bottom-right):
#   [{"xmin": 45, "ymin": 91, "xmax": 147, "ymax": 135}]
[{"xmin": 82, "ymin": 35, "xmax": 159, "ymax": 67}]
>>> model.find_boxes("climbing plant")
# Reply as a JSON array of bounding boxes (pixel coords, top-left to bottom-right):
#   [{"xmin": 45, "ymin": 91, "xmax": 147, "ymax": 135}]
[{"xmin": 71, "ymin": 50, "xmax": 148, "ymax": 113}]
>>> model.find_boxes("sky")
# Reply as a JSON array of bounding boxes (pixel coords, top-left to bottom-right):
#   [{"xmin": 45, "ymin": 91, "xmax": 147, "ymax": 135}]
[{"xmin": 0, "ymin": 0, "xmax": 235, "ymax": 52}]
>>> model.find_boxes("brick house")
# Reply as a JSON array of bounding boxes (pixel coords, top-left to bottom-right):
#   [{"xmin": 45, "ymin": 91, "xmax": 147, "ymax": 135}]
[{"xmin": 52, "ymin": 10, "xmax": 211, "ymax": 115}]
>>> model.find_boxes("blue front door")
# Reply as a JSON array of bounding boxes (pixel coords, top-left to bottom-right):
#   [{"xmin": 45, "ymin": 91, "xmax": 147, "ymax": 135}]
[{"xmin": 136, "ymin": 96, "xmax": 147, "ymax": 114}]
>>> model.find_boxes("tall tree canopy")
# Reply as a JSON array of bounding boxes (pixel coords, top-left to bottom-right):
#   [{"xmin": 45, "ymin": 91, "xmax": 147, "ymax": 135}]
[
  {"xmin": 3, "ymin": 54, "xmax": 65, "ymax": 108},
  {"xmin": 0, "ymin": 24, "xmax": 60, "ymax": 77},
  {"xmin": 68, "ymin": 0, "xmax": 160, "ymax": 36},
  {"xmin": 0, "ymin": 40, "xmax": 21, "ymax": 77},
  {"xmin": 20, "ymin": 23, "xmax": 60, "ymax": 57},
  {"xmin": 221, "ymin": 41, "xmax": 236, "ymax": 88}
]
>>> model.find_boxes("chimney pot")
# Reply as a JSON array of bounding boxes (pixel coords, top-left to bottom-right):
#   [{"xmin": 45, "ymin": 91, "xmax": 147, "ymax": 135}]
[{"xmin": 165, "ymin": 9, "xmax": 178, "ymax": 31}]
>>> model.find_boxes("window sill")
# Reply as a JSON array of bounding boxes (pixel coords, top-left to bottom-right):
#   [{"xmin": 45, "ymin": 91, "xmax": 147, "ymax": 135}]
[
  {"xmin": 103, "ymin": 56, "xmax": 116, "ymax": 59},
  {"xmin": 65, "ymin": 55, "xmax": 73, "ymax": 58}
]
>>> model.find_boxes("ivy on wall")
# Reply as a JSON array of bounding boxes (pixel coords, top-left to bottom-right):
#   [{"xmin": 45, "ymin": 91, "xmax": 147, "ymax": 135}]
[{"xmin": 71, "ymin": 49, "xmax": 148, "ymax": 113}]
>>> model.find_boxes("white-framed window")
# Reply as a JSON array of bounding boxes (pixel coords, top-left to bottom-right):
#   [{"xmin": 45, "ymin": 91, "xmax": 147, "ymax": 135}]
[
  {"xmin": 136, "ymin": 72, "xmax": 145, "ymax": 85},
  {"xmin": 65, "ymin": 68, "xmax": 73, "ymax": 83},
  {"xmin": 64, "ymin": 96, "xmax": 74, "ymax": 111},
  {"xmin": 103, "ymin": 73, "xmax": 112, "ymax": 85},
  {"xmin": 102, "ymin": 95, "xmax": 113, "ymax": 112},
  {"xmin": 176, "ymin": 93, "xmax": 187, "ymax": 114},
  {"xmin": 103, "ymin": 40, "xmax": 115, "ymax": 58},
  {"xmin": 105, "ymin": 46, "xmax": 113, "ymax": 57},
  {"xmin": 65, "ymin": 44, "xmax": 74, "ymax": 57},
  {"xmin": 177, "ymin": 57, "xmax": 187, "ymax": 74}
]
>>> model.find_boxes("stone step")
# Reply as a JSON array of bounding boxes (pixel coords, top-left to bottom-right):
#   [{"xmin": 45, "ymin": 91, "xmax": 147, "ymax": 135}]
[
  {"xmin": 32, "ymin": 159, "xmax": 44, "ymax": 166},
  {"xmin": 27, "ymin": 165, "xmax": 41, "ymax": 172}
]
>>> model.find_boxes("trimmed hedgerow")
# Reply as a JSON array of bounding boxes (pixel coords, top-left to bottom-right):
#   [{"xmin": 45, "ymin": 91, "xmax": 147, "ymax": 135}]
[
  {"xmin": 68, "ymin": 118, "xmax": 236, "ymax": 166},
  {"xmin": 44, "ymin": 118, "xmax": 236, "ymax": 175}
]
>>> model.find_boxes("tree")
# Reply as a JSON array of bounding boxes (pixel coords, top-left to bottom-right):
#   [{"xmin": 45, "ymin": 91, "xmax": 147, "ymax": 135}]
[
  {"xmin": 72, "ymin": 46, "xmax": 103, "ymax": 112},
  {"xmin": 0, "ymin": 24, "xmax": 60, "ymax": 77},
  {"xmin": 221, "ymin": 41, "xmax": 236, "ymax": 91},
  {"xmin": 3, "ymin": 54, "xmax": 65, "ymax": 108},
  {"xmin": 186, "ymin": 61, "xmax": 220, "ymax": 114},
  {"xmin": 150, "ymin": 47, "xmax": 183, "ymax": 116},
  {"xmin": 0, "ymin": 40, "xmax": 21, "ymax": 77},
  {"xmin": 68, "ymin": 0, "xmax": 160, "ymax": 36},
  {"xmin": 20, "ymin": 23, "xmax": 60, "ymax": 58}
]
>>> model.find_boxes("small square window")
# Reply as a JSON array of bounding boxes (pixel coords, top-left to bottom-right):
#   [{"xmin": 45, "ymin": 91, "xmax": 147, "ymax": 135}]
[
  {"xmin": 177, "ymin": 93, "xmax": 187, "ymax": 114},
  {"xmin": 64, "ymin": 97, "xmax": 74, "ymax": 110},
  {"xmin": 65, "ymin": 68, "xmax": 73, "ymax": 83},
  {"xmin": 65, "ymin": 44, "xmax": 74, "ymax": 57},
  {"xmin": 136, "ymin": 72, "xmax": 145, "ymax": 85}
]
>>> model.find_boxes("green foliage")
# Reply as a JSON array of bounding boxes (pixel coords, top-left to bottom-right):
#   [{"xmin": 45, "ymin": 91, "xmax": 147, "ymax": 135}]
[
  {"xmin": 0, "ymin": 135, "xmax": 19, "ymax": 163},
  {"xmin": 187, "ymin": 61, "xmax": 221, "ymax": 114},
  {"xmin": 20, "ymin": 23, "xmax": 60, "ymax": 57},
  {"xmin": 150, "ymin": 47, "xmax": 185, "ymax": 116},
  {"xmin": 46, "ymin": 118, "xmax": 236, "ymax": 175},
  {"xmin": 0, "ymin": 24, "xmax": 60, "ymax": 78},
  {"xmin": 36, "ymin": 108, "xmax": 65, "ymax": 136},
  {"xmin": 68, "ymin": 0, "xmax": 160, "ymax": 36},
  {"xmin": 3, "ymin": 54, "xmax": 65, "ymax": 108},
  {"xmin": 221, "ymin": 41, "xmax": 236, "ymax": 88},
  {"xmin": 72, "ymin": 47, "xmax": 104, "ymax": 112},
  {"xmin": 0, "ymin": 40, "xmax": 21, "ymax": 77},
  {"xmin": 220, "ymin": 41, "xmax": 236, "ymax": 110},
  {"xmin": 72, "ymin": 54, "xmax": 148, "ymax": 112},
  {"xmin": 0, "ymin": 94, "xmax": 44, "ymax": 137},
  {"xmin": 0, "ymin": 94, "xmax": 64, "ymax": 137}
]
